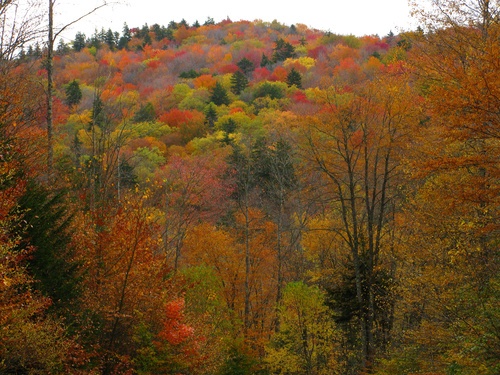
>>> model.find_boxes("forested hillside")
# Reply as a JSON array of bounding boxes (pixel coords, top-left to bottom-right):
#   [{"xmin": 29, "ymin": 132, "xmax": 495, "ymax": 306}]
[{"xmin": 1, "ymin": 0, "xmax": 499, "ymax": 374}]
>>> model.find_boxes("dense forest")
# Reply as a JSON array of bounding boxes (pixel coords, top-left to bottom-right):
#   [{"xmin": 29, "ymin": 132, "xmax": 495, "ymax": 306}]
[{"xmin": 1, "ymin": 0, "xmax": 499, "ymax": 374}]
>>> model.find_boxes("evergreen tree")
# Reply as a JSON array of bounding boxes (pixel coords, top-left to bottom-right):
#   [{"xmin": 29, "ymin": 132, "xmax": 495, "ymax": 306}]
[
  {"xmin": 139, "ymin": 24, "xmax": 150, "ymax": 38},
  {"xmin": 133, "ymin": 102, "xmax": 156, "ymax": 123},
  {"xmin": 272, "ymin": 38, "xmax": 296, "ymax": 63},
  {"xmin": 237, "ymin": 57, "xmax": 255, "ymax": 75},
  {"xmin": 118, "ymin": 23, "xmax": 131, "ymax": 49},
  {"xmin": 204, "ymin": 17, "xmax": 215, "ymax": 26},
  {"xmin": 17, "ymin": 46, "xmax": 26, "ymax": 61},
  {"xmin": 73, "ymin": 32, "xmax": 86, "ymax": 51},
  {"xmin": 230, "ymin": 71, "xmax": 249, "ymax": 95},
  {"xmin": 56, "ymin": 39, "xmax": 70, "ymax": 55},
  {"xmin": 65, "ymin": 79, "xmax": 82, "ymax": 108},
  {"xmin": 179, "ymin": 69, "xmax": 201, "ymax": 79},
  {"xmin": 210, "ymin": 82, "xmax": 230, "ymax": 106},
  {"xmin": 204, "ymin": 102, "xmax": 218, "ymax": 128},
  {"xmin": 105, "ymin": 28, "xmax": 116, "ymax": 50},
  {"xmin": 260, "ymin": 53, "xmax": 270, "ymax": 67},
  {"xmin": 143, "ymin": 33, "xmax": 152, "ymax": 46},
  {"xmin": 168, "ymin": 20, "xmax": 178, "ymax": 30},
  {"xmin": 152, "ymin": 23, "xmax": 168, "ymax": 41},
  {"xmin": 221, "ymin": 118, "xmax": 237, "ymax": 144},
  {"xmin": 193, "ymin": 20, "xmax": 200, "ymax": 28},
  {"xmin": 89, "ymin": 29, "xmax": 102, "ymax": 49},
  {"xmin": 15, "ymin": 181, "xmax": 82, "ymax": 315},
  {"xmin": 26, "ymin": 45, "xmax": 34, "ymax": 59},
  {"xmin": 254, "ymin": 82, "xmax": 285, "ymax": 99},
  {"xmin": 286, "ymin": 68, "xmax": 302, "ymax": 88},
  {"xmin": 33, "ymin": 42, "xmax": 42, "ymax": 58}
]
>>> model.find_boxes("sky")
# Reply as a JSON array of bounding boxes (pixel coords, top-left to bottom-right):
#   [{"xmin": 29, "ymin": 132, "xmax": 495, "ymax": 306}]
[{"xmin": 55, "ymin": 0, "xmax": 415, "ymax": 43}]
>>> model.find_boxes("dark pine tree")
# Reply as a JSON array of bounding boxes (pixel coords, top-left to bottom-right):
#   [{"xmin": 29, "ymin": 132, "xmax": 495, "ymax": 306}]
[
  {"xmin": 260, "ymin": 53, "xmax": 270, "ymax": 67},
  {"xmin": 237, "ymin": 57, "xmax": 255, "ymax": 75},
  {"xmin": 230, "ymin": 71, "xmax": 249, "ymax": 95},
  {"xmin": 73, "ymin": 32, "xmax": 86, "ymax": 52},
  {"xmin": 133, "ymin": 102, "xmax": 156, "ymax": 123},
  {"xmin": 204, "ymin": 102, "xmax": 218, "ymax": 129},
  {"xmin": 65, "ymin": 79, "xmax": 83, "ymax": 108},
  {"xmin": 286, "ymin": 68, "xmax": 302, "ymax": 88},
  {"xmin": 14, "ymin": 181, "xmax": 82, "ymax": 316},
  {"xmin": 210, "ymin": 82, "xmax": 230, "ymax": 106},
  {"xmin": 272, "ymin": 38, "xmax": 296, "ymax": 63}
]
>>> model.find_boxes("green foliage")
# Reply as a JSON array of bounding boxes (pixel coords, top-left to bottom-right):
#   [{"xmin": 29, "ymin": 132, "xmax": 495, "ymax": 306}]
[
  {"xmin": 272, "ymin": 38, "xmax": 296, "ymax": 63},
  {"xmin": 253, "ymin": 81, "xmax": 286, "ymax": 100},
  {"xmin": 133, "ymin": 102, "xmax": 156, "ymax": 123},
  {"xmin": 132, "ymin": 146, "xmax": 166, "ymax": 182},
  {"xmin": 265, "ymin": 282, "xmax": 340, "ymax": 375},
  {"xmin": 131, "ymin": 121, "xmax": 173, "ymax": 138},
  {"xmin": 15, "ymin": 181, "xmax": 82, "ymax": 314},
  {"xmin": 231, "ymin": 71, "xmax": 249, "ymax": 95},
  {"xmin": 204, "ymin": 102, "xmax": 218, "ymax": 128},
  {"xmin": 260, "ymin": 53, "xmax": 271, "ymax": 67},
  {"xmin": 220, "ymin": 118, "xmax": 237, "ymax": 144},
  {"xmin": 118, "ymin": 23, "xmax": 132, "ymax": 49},
  {"xmin": 219, "ymin": 345, "xmax": 263, "ymax": 375},
  {"xmin": 64, "ymin": 79, "xmax": 82, "ymax": 108},
  {"xmin": 73, "ymin": 32, "xmax": 86, "ymax": 52},
  {"xmin": 341, "ymin": 34, "xmax": 361, "ymax": 48},
  {"xmin": 286, "ymin": 68, "xmax": 302, "ymax": 88},
  {"xmin": 179, "ymin": 69, "xmax": 201, "ymax": 79},
  {"xmin": 210, "ymin": 81, "xmax": 231, "ymax": 106},
  {"xmin": 237, "ymin": 57, "xmax": 255, "ymax": 75}
]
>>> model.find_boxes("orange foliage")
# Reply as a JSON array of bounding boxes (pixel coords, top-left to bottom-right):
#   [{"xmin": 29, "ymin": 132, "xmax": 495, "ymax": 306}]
[
  {"xmin": 330, "ymin": 44, "xmax": 360, "ymax": 62},
  {"xmin": 270, "ymin": 66, "xmax": 288, "ymax": 82},
  {"xmin": 159, "ymin": 108, "xmax": 203, "ymax": 128},
  {"xmin": 174, "ymin": 26, "xmax": 195, "ymax": 44},
  {"xmin": 193, "ymin": 74, "xmax": 216, "ymax": 89}
]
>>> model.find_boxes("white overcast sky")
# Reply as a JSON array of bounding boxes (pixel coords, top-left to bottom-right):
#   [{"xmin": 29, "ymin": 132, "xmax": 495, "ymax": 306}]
[{"xmin": 55, "ymin": 0, "xmax": 415, "ymax": 42}]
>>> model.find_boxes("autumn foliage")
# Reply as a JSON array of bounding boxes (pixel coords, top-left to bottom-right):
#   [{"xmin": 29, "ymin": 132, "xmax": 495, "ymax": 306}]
[{"xmin": 2, "ymin": 3, "xmax": 500, "ymax": 374}]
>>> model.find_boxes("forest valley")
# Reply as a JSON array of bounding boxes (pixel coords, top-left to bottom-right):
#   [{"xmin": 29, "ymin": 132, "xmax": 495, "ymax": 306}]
[{"xmin": 1, "ymin": 0, "xmax": 499, "ymax": 374}]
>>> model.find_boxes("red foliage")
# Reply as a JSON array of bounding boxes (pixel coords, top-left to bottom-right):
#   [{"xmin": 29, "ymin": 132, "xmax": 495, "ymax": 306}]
[
  {"xmin": 252, "ymin": 67, "xmax": 271, "ymax": 82},
  {"xmin": 52, "ymin": 97, "xmax": 69, "ymax": 125},
  {"xmin": 157, "ymin": 299, "xmax": 195, "ymax": 346},
  {"xmin": 146, "ymin": 59, "xmax": 161, "ymax": 69},
  {"xmin": 159, "ymin": 109, "xmax": 196, "ymax": 128},
  {"xmin": 218, "ymin": 63, "xmax": 239, "ymax": 74},
  {"xmin": 308, "ymin": 45, "xmax": 328, "ymax": 59},
  {"xmin": 292, "ymin": 91, "xmax": 309, "ymax": 104},
  {"xmin": 139, "ymin": 86, "xmax": 154, "ymax": 98}
]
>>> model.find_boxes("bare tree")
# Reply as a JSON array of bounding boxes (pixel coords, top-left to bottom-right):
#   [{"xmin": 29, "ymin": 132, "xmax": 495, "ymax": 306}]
[{"xmin": 0, "ymin": 0, "xmax": 45, "ymax": 61}]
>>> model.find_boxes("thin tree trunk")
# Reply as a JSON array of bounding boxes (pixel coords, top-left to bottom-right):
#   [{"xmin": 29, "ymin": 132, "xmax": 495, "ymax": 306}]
[{"xmin": 46, "ymin": 0, "xmax": 54, "ymax": 180}]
